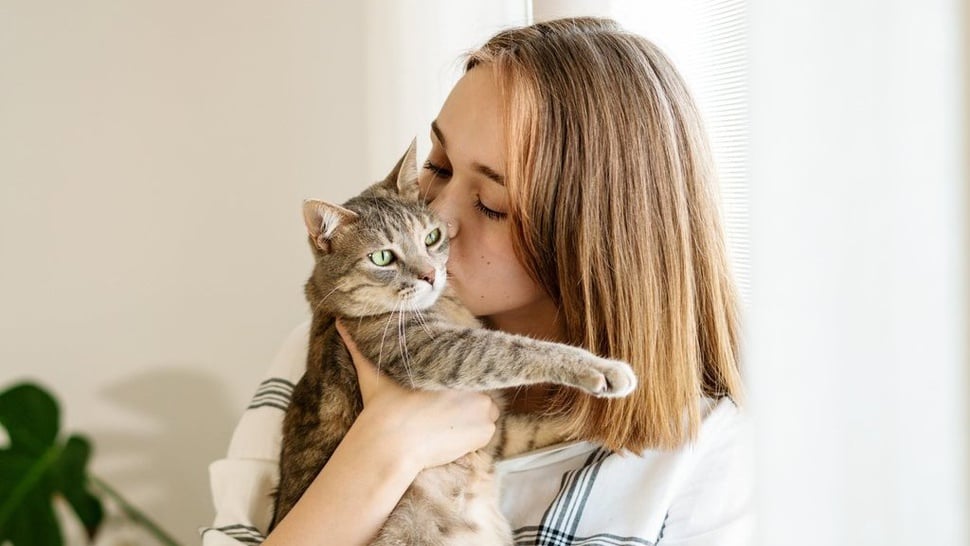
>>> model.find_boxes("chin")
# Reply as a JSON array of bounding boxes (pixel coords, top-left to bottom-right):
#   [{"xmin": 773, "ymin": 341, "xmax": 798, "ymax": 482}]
[
  {"xmin": 453, "ymin": 293, "xmax": 487, "ymax": 316},
  {"xmin": 448, "ymin": 279, "xmax": 479, "ymax": 304}
]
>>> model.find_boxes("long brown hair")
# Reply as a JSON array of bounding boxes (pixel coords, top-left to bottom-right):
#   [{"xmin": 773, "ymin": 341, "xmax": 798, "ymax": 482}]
[{"xmin": 467, "ymin": 17, "xmax": 743, "ymax": 452}]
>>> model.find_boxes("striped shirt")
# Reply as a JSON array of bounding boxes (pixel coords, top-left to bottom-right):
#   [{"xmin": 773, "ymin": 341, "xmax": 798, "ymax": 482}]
[{"xmin": 202, "ymin": 321, "xmax": 754, "ymax": 545}]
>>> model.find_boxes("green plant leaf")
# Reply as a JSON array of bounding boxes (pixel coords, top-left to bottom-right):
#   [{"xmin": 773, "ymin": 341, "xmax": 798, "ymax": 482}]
[
  {"xmin": 0, "ymin": 444, "xmax": 60, "ymax": 539},
  {"xmin": 7, "ymin": 488, "xmax": 63, "ymax": 546},
  {"xmin": 0, "ymin": 450, "xmax": 41, "ymax": 509},
  {"xmin": 0, "ymin": 383, "xmax": 59, "ymax": 456},
  {"xmin": 0, "ymin": 382, "xmax": 104, "ymax": 545},
  {"xmin": 55, "ymin": 435, "xmax": 103, "ymax": 538}
]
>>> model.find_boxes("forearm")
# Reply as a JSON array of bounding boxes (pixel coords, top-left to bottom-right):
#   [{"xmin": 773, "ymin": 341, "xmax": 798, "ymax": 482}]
[{"xmin": 263, "ymin": 409, "xmax": 419, "ymax": 546}]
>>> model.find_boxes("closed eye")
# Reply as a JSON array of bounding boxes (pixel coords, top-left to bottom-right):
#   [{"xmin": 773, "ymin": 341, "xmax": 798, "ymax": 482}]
[
  {"xmin": 474, "ymin": 197, "xmax": 507, "ymax": 220},
  {"xmin": 423, "ymin": 160, "xmax": 452, "ymax": 179}
]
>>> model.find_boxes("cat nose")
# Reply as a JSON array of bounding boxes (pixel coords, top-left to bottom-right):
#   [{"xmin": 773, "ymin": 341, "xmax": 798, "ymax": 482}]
[{"xmin": 420, "ymin": 269, "xmax": 436, "ymax": 285}]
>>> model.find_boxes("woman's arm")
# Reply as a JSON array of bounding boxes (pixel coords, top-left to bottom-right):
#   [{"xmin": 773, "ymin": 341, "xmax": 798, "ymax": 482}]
[
  {"xmin": 205, "ymin": 321, "xmax": 499, "ymax": 546},
  {"xmin": 262, "ymin": 404, "xmax": 420, "ymax": 545},
  {"xmin": 265, "ymin": 321, "xmax": 498, "ymax": 545}
]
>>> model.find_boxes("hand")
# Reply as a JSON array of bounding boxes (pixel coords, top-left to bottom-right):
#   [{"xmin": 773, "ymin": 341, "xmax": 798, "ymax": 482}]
[{"xmin": 335, "ymin": 320, "xmax": 500, "ymax": 470}]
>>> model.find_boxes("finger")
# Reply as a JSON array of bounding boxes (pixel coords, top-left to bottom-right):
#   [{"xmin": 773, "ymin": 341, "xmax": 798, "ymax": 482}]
[
  {"xmin": 334, "ymin": 318, "xmax": 359, "ymax": 354},
  {"xmin": 336, "ymin": 319, "xmax": 380, "ymax": 401},
  {"xmin": 488, "ymin": 399, "xmax": 501, "ymax": 422}
]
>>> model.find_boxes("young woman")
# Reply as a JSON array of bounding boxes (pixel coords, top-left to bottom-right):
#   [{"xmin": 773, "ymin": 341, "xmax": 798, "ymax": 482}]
[{"xmin": 204, "ymin": 17, "xmax": 750, "ymax": 546}]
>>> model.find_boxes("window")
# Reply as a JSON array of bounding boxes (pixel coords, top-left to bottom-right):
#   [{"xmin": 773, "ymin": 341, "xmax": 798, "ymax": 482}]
[{"xmin": 614, "ymin": 0, "xmax": 750, "ymax": 305}]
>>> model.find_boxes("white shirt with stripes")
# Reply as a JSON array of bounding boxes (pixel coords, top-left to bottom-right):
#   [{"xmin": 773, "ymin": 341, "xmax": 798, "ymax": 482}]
[{"xmin": 202, "ymin": 321, "xmax": 755, "ymax": 545}]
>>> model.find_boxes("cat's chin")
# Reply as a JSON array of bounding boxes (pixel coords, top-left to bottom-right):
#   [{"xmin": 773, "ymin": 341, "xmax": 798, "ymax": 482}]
[{"xmin": 399, "ymin": 284, "xmax": 443, "ymax": 311}]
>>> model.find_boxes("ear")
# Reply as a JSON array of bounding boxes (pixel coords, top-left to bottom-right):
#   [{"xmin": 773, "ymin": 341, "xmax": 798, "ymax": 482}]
[
  {"xmin": 303, "ymin": 199, "xmax": 358, "ymax": 253},
  {"xmin": 380, "ymin": 138, "xmax": 420, "ymax": 201}
]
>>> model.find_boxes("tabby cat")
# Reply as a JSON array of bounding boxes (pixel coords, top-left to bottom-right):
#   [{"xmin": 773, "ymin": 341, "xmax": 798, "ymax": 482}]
[{"xmin": 271, "ymin": 141, "xmax": 637, "ymax": 545}]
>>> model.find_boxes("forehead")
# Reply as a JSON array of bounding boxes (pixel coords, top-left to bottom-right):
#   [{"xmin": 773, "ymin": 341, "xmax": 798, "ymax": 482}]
[{"xmin": 435, "ymin": 66, "xmax": 506, "ymax": 168}]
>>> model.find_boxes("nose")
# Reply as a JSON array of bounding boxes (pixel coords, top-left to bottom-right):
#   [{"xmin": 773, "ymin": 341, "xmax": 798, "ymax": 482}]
[
  {"xmin": 419, "ymin": 269, "xmax": 436, "ymax": 285},
  {"xmin": 429, "ymin": 186, "xmax": 460, "ymax": 239},
  {"xmin": 444, "ymin": 219, "xmax": 458, "ymax": 239}
]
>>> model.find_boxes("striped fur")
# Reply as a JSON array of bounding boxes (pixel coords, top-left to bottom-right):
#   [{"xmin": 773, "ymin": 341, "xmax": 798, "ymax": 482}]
[{"xmin": 272, "ymin": 142, "xmax": 636, "ymax": 545}]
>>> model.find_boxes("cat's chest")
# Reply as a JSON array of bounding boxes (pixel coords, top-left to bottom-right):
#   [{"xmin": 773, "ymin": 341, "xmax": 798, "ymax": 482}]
[{"xmin": 433, "ymin": 289, "xmax": 481, "ymax": 328}]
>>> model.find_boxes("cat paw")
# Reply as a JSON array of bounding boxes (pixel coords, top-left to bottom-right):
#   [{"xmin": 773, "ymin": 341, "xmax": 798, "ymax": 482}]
[{"xmin": 576, "ymin": 359, "xmax": 637, "ymax": 398}]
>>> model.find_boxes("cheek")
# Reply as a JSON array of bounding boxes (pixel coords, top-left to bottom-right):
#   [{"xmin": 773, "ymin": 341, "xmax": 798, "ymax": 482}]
[
  {"xmin": 350, "ymin": 269, "xmax": 401, "ymax": 305},
  {"xmin": 448, "ymin": 222, "xmax": 509, "ymax": 277},
  {"xmin": 449, "ymin": 227, "xmax": 543, "ymax": 314}
]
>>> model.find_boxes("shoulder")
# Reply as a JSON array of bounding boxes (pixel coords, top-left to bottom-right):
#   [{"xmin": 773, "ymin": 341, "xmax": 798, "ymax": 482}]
[
  {"xmin": 580, "ymin": 397, "xmax": 752, "ymax": 542},
  {"xmin": 651, "ymin": 397, "xmax": 754, "ymax": 544},
  {"xmin": 497, "ymin": 399, "xmax": 752, "ymax": 544},
  {"xmin": 625, "ymin": 397, "xmax": 748, "ymax": 473},
  {"xmin": 205, "ymin": 320, "xmax": 312, "ymax": 542},
  {"xmin": 225, "ymin": 319, "xmax": 311, "ymax": 459},
  {"xmin": 687, "ymin": 396, "xmax": 752, "ymax": 496},
  {"xmin": 693, "ymin": 396, "xmax": 748, "ymax": 457}
]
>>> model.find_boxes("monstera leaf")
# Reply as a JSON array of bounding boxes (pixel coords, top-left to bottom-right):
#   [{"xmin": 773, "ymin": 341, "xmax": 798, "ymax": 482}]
[{"xmin": 0, "ymin": 383, "xmax": 104, "ymax": 545}]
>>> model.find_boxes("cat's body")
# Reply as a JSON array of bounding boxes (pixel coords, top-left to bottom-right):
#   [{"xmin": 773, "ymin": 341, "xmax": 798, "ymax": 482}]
[{"xmin": 271, "ymin": 142, "xmax": 636, "ymax": 545}]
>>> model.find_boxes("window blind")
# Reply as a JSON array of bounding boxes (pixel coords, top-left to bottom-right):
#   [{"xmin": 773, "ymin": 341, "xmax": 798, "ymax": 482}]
[{"xmin": 613, "ymin": 0, "xmax": 750, "ymax": 306}]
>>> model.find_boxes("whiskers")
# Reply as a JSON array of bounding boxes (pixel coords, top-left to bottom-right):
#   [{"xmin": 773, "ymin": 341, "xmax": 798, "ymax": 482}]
[
  {"xmin": 376, "ymin": 298, "xmax": 399, "ymax": 377},
  {"xmin": 406, "ymin": 300, "xmax": 434, "ymax": 339},
  {"xmin": 374, "ymin": 297, "xmax": 417, "ymax": 389},
  {"xmin": 396, "ymin": 299, "xmax": 416, "ymax": 388}
]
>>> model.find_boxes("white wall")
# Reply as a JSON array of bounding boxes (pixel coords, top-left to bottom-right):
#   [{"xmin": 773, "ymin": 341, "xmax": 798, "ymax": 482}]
[
  {"xmin": 0, "ymin": 1, "xmax": 524, "ymax": 543},
  {"xmin": 0, "ymin": 2, "xmax": 366, "ymax": 542},
  {"xmin": 361, "ymin": 0, "xmax": 528, "ymax": 177},
  {"xmin": 746, "ymin": 0, "xmax": 969, "ymax": 544}
]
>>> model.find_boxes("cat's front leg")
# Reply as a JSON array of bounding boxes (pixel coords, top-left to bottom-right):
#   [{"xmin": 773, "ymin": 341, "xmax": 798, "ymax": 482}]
[
  {"xmin": 554, "ymin": 345, "xmax": 638, "ymax": 397},
  {"xmin": 496, "ymin": 334, "xmax": 638, "ymax": 398},
  {"xmin": 399, "ymin": 326, "xmax": 637, "ymax": 398}
]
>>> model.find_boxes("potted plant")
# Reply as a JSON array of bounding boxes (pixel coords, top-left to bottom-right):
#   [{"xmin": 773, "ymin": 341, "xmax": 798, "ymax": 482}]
[{"xmin": 0, "ymin": 382, "xmax": 181, "ymax": 546}]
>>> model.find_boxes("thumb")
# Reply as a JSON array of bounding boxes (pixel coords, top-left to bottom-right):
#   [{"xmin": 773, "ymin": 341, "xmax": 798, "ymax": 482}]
[{"xmin": 335, "ymin": 319, "xmax": 380, "ymax": 403}]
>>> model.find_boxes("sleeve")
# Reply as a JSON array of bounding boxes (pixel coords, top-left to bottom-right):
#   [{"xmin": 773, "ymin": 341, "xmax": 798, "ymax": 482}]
[
  {"xmin": 656, "ymin": 399, "xmax": 756, "ymax": 546},
  {"xmin": 200, "ymin": 320, "xmax": 311, "ymax": 545}
]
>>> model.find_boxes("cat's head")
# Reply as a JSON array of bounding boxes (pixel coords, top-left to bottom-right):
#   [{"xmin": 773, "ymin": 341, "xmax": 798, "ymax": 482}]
[{"xmin": 302, "ymin": 140, "xmax": 449, "ymax": 317}]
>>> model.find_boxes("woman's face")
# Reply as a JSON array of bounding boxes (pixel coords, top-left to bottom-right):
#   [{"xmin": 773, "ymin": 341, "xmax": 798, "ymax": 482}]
[{"xmin": 419, "ymin": 67, "xmax": 562, "ymax": 340}]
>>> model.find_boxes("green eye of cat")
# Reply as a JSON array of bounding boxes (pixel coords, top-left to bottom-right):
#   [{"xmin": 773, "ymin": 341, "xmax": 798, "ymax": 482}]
[
  {"xmin": 368, "ymin": 250, "xmax": 396, "ymax": 266},
  {"xmin": 425, "ymin": 228, "xmax": 441, "ymax": 246}
]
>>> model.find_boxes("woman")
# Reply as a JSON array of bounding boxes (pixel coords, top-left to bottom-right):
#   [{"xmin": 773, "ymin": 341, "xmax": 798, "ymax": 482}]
[{"xmin": 205, "ymin": 17, "xmax": 750, "ymax": 545}]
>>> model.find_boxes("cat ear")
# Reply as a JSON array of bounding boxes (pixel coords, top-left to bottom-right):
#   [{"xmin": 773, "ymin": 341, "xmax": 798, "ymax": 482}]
[
  {"xmin": 303, "ymin": 199, "xmax": 358, "ymax": 253},
  {"xmin": 381, "ymin": 138, "xmax": 420, "ymax": 201}
]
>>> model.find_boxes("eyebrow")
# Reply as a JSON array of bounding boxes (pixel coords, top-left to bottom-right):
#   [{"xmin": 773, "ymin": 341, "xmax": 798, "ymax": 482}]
[
  {"xmin": 431, "ymin": 120, "xmax": 447, "ymax": 148},
  {"xmin": 473, "ymin": 162, "xmax": 505, "ymax": 186},
  {"xmin": 430, "ymin": 119, "xmax": 506, "ymax": 187}
]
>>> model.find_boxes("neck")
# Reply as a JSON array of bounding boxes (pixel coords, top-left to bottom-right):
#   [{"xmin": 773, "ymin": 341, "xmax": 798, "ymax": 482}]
[
  {"xmin": 504, "ymin": 384, "xmax": 562, "ymax": 414},
  {"xmin": 483, "ymin": 294, "xmax": 567, "ymax": 343},
  {"xmin": 483, "ymin": 294, "xmax": 568, "ymax": 414}
]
